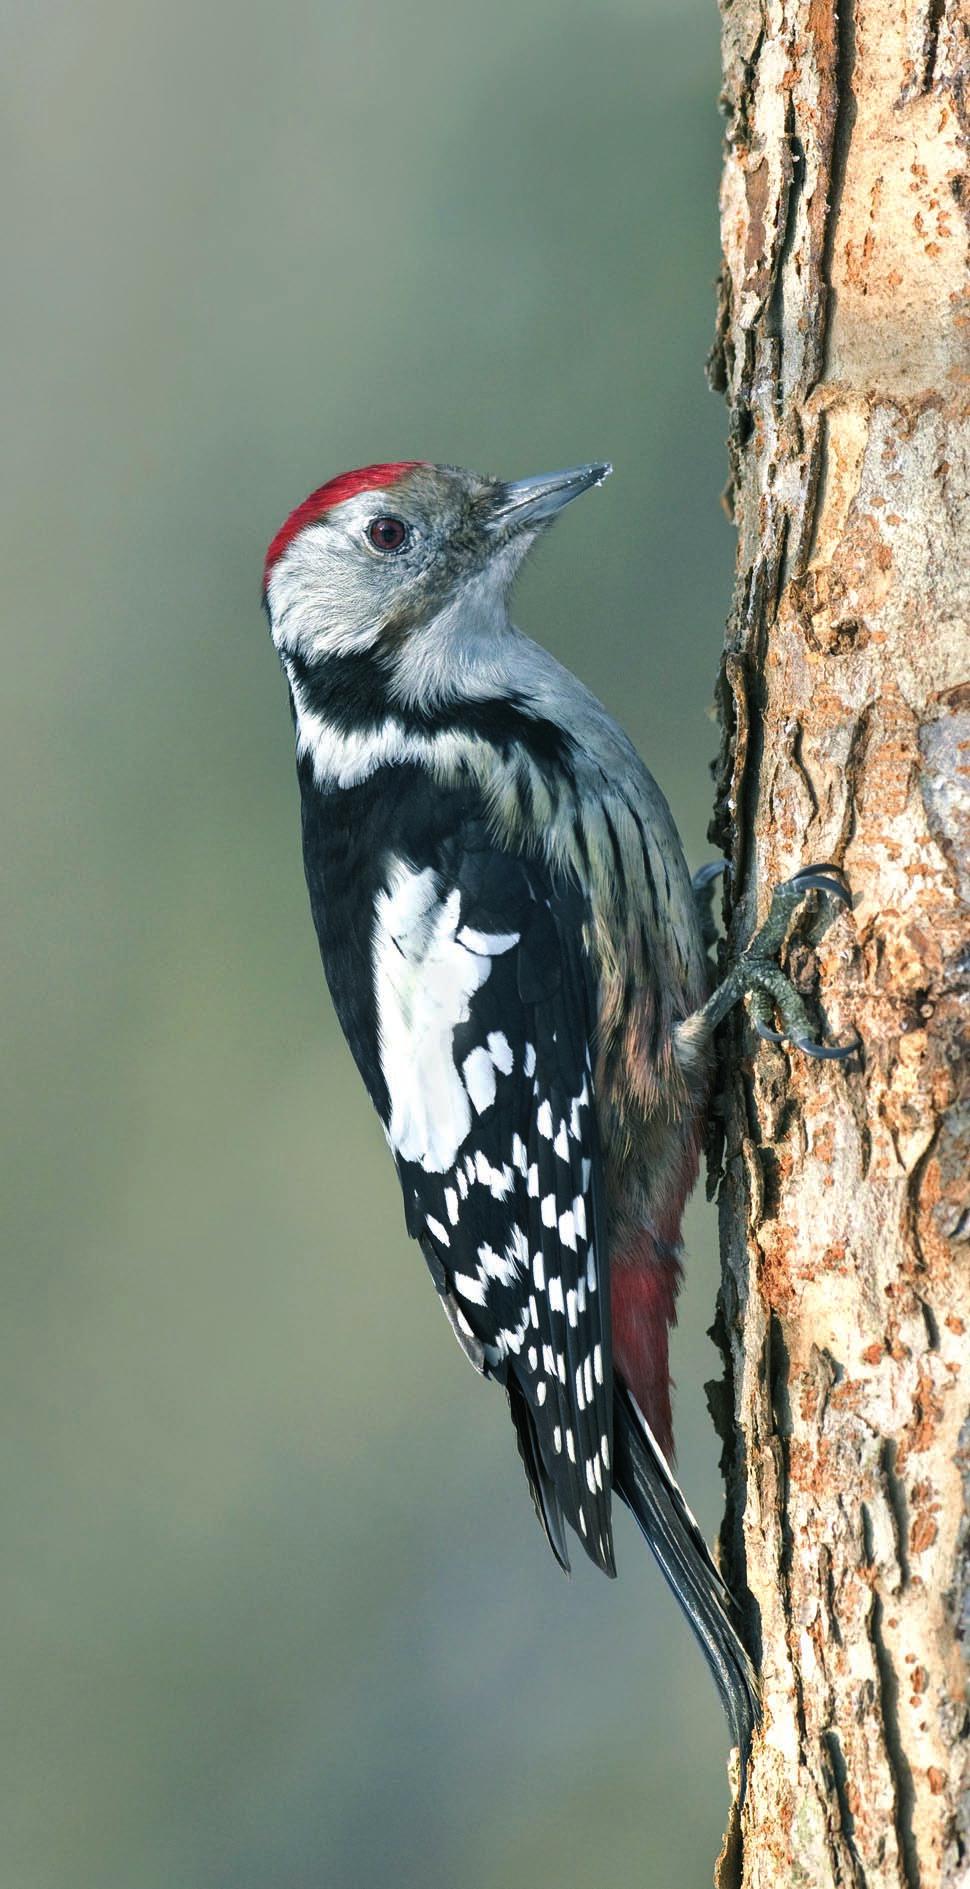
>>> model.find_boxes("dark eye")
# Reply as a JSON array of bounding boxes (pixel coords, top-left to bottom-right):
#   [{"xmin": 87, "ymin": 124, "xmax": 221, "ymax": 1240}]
[{"xmin": 367, "ymin": 515, "xmax": 408, "ymax": 553}]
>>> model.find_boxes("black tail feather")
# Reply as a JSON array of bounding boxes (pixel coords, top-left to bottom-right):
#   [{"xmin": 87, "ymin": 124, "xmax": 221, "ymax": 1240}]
[
  {"xmin": 507, "ymin": 1377, "xmax": 572, "ymax": 1575},
  {"xmin": 612, "ymin": 1382, "xmax": 760, "ymax": 1794}
]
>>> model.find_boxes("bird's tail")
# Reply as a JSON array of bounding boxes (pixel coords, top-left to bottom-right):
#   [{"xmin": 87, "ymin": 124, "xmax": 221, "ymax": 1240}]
[{"xmin": 612, "ymin": 1381, "xmax": 760, "ymax": 1793}]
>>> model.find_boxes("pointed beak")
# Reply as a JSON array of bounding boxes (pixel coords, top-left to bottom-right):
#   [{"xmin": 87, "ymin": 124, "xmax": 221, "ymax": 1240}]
[{"xmin": 489, "ymin": 461, "xmax": 612, "ymax": 532}]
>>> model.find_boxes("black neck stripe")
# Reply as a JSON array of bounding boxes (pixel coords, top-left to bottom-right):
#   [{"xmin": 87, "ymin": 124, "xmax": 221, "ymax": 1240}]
[{"xmin": 288, "ymin": 647, "xmax": 575, "ymax": 778}]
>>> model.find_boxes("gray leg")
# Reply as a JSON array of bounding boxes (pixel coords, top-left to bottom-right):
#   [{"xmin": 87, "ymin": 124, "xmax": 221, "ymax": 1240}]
[
  {"xmin": 692, "ymin": 859, "xmax": 726, "ymax": 956},
  {"xmin": 695, "ymin": 866, "xmax": 859, "ymax": 1061}
]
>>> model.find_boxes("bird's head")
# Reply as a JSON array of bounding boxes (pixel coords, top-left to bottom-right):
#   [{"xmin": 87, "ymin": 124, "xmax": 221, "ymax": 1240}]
[{"xmin": 263, "ymin": 460, "xmax": 611, "ymax": 677}]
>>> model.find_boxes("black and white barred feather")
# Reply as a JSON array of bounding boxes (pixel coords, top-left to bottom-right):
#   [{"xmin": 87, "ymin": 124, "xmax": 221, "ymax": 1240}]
[{"xmin": 331, "ymin": 788, "xmax": 616, "ymax": 1571}]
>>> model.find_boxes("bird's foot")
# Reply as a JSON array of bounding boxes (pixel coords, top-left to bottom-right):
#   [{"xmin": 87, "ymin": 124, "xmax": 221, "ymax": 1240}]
[
  {"xmin": 700, "ymin": 865, "xmax": 859, "ymax": 1060},
  {"xmin": 741, "ymin": 865, "xmax": 858, "ymax": 1059}
]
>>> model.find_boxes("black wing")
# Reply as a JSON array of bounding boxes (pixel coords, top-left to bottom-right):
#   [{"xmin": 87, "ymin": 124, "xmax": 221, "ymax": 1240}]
[{"xmin": 374, "ymin": 820, "xmax": 614, "ymax": 1575}]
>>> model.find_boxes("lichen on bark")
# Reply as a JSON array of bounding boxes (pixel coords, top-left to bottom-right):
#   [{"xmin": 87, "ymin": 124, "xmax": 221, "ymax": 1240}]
[{"xmin": 709, "ymin": 2, "xmax": 970, "ymax": 1884}]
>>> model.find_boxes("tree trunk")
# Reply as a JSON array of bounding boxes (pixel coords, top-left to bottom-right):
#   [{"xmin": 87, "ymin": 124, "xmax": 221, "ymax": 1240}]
[{"xmin": 708, "ymin": 3, "xmax": 970, "ymax": 1885}]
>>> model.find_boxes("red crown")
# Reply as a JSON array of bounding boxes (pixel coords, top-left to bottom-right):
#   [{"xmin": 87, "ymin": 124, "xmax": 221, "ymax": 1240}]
[{"xmin": 263, "ymin": 462, "xmax": 424, "ymax": 591}]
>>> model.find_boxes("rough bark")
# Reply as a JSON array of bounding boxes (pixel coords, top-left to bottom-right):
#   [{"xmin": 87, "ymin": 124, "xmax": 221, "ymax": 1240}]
[{"xmin": 708, "ymin": 3, "xmax": 970, "ymax": 1885}]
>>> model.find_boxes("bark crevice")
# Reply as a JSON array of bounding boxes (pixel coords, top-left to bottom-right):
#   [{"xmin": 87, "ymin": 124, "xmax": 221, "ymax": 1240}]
[
  {"xmin": 819, "ymin": 0, "xmax": 858, "ymax": 382},
  {"xmin": 864, "ymin": 1526, "xmax": 921, "ymax": 1889}
]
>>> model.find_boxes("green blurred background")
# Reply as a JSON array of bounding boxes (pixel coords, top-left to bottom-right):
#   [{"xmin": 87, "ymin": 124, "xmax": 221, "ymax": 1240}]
[{"xmin": 4, "ymin": 2, "xmax": 737, "ymax": 1884}]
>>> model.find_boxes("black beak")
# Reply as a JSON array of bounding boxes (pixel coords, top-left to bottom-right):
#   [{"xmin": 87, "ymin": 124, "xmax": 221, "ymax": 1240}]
[{"xmin": 490, "ymin": 462, "xmax": 612, "ymax": 531}]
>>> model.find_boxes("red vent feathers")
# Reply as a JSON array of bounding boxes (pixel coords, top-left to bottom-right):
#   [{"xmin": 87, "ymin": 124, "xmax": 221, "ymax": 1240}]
[{"xmin": 263, "ymin": 462, "xmax": 424, "ymax": 590}]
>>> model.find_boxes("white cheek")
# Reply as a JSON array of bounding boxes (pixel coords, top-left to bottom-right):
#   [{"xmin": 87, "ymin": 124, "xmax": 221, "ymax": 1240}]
[{"xmin": 267, "ymin": 523, "xmax": 395, "ymax": 660}]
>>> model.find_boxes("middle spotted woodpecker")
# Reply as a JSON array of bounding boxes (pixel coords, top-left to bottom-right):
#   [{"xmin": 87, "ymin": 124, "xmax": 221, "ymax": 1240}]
[{"xmin": 262, "ymin": 459, "xmax": 855, "ymax": 1775}]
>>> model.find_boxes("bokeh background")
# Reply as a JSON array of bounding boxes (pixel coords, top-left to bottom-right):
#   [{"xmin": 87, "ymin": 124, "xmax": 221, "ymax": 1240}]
[{"xmin": 5, "ymin": 2, "xmax": 738, "ymax": 1884}]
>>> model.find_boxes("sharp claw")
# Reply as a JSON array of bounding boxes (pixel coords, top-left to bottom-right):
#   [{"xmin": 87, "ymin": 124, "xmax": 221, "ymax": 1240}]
[
  {"xmin": 793, "ymin": 1034, "xmax": 860, "ymax": 1061},
  {"xmin": 786, "ymin": 869, "xmax": 853, "ymax": 906},
  {"xmin": 754, "ymin": 1018, "xmax": 786, "ymax": 1042},
  {"xmin": 694, "ymin": 860, "xmax": 727, "ymax": 889}
]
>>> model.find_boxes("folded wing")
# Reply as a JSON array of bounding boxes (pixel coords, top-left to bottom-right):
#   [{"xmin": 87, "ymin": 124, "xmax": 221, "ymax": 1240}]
[{"xmin": 372, "ymin": 825, "xmax": 614, "ymax": 1573}]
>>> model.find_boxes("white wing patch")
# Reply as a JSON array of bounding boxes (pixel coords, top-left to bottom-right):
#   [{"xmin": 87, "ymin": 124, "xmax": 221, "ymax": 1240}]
[{"xmin": 373, "ymin": 859, "xmax": 519, "ymax": 1173}]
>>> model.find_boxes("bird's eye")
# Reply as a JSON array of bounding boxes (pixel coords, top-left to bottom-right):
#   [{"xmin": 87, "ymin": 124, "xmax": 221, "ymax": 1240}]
[{"xmin": 367, "ymin": 516, "xmax": 409, "ymax": 553}]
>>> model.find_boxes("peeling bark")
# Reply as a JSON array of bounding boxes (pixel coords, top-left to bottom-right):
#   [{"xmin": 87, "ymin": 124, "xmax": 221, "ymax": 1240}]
[{"xmin": 709, "ymin": 2, "xmax": 970, "ymax": 1884}]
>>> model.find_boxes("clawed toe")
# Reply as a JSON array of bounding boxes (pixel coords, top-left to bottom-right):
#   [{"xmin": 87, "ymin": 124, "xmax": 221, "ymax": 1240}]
[
  {"xmin": 784, "ymin": 865, "xmax": 853, "ymax": 907},
  {"xmin": 697, "ymin": 863, "xmax": 860, "ymax": 1053},
  {"xmin": 747, "ymin": 954, "xmax": 858, "ymax": 1060},
  {"xmin": 793, "ymin": 1033, "xmax": 860, "ymax": 1062}
]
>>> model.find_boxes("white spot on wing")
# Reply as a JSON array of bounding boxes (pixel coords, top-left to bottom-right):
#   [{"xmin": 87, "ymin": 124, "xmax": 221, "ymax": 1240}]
[
  {"xmin": 453, "ymin": 1271, "xmax": 486, "ymax": 1305},
  {"xmin": 479, "ymin": 1241, "xmax": 521, "ymax": 1286},
  {"xmin": 463, "ymin": 1046, "xmax": 497, "ymax": 1114},
  {"xmin": 489, "ymin": 1163, "xmax": 514, "ymax": 1200},
  {"xmin": 457, "ymin": 925, "xmax": 519, "ymax": 955},
  {"xmin": 451, "ymin": 1230, "xmax": 529, "ymax": 1316},
  {"xmin": 487, "ymin": 1030, "xmax": 514, "ymax": 1074}
]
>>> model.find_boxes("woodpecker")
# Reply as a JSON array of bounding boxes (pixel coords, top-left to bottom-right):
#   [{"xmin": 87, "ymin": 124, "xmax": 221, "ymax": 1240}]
[{"xmin": 263, "ymin": 459, "xmax": 854, "ymax": 1773}]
